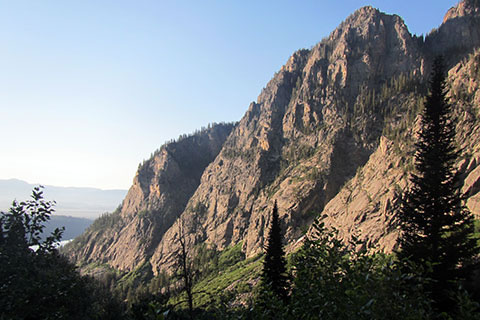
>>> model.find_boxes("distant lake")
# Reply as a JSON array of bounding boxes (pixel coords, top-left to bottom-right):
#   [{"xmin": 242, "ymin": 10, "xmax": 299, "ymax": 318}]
[{"xmin": 30, "ymin": 239, "xmax": 73, "ymax": 252}]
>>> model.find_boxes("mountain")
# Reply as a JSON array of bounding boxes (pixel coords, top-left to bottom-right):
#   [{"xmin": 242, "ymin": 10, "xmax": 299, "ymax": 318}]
[
  {"xmin": 0, "ymin": 179, "xmax": 127, "ymax": 219},
  {"xmin": 66, "ymin": 123, "xmax": 235, "ymax": 269},
  {"xmin": 65, "ymin": 0, "xmax": 480, "ymax": 279},
  {"xmin": 44, "ymin": 215, "xmax": 93, "ymax": 241}
]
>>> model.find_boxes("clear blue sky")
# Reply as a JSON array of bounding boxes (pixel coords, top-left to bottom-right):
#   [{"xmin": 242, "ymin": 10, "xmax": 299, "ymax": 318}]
[{"xmin": 0, "ymin": 0, "xmax": 458, "ymax": 190}]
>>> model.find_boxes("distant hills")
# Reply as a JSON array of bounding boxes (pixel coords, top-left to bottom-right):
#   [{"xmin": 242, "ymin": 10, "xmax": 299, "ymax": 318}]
[
  {"xmin": 44, "ymin": 215, "xmax": 94, "ymax": 241},
  {"xmin": 0, "ymin": 179, "xmax": 127, "ymax": 219}
]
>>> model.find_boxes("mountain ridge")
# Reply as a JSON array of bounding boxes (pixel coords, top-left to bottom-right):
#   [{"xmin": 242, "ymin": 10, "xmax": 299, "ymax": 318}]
[{"xmin": 65, "ymin": 0, "xmax": 480, "ymax": 277}]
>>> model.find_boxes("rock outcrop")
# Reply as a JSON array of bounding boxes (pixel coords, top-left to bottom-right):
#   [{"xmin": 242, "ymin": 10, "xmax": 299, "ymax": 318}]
[
  {"xmin": 426, "ymin": 0, "xmax": 480, "ymax": 65},
  {"xmin": 65, "ymin": 0, "xmax": 480, "ymax": 276},
  {"xmin": 314, "ymin": 47, "xmax": 480, "ymax": 252},
  {"xmin": 66, "ymin": 123, "xmax": 234, "ymax": 271}
]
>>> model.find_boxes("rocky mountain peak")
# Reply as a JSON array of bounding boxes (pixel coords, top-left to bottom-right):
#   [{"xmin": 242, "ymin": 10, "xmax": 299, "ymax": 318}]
[
  {"xmin": 332, "ymin": 5, "xmax": 408, "ymax": 38},
  {"xmin": 443, "ymin": 0, "xmax": 480, "ymax": 23},
  {"xmin": 304, "ymin": 5, "xmax": 422, "ymax": 101},
  {"xmin": 65, "ymin": 3, "xmax": 480, "ymax": 279},
  {"xmin": 427, "ymin": 0, "xmax": 480, "ymax": 65}
]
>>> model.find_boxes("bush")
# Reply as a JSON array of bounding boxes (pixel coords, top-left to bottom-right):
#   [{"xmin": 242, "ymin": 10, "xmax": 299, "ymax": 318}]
[{"xmin": 0, "ymin": 187, "xmax": 124, "ymax": 320}]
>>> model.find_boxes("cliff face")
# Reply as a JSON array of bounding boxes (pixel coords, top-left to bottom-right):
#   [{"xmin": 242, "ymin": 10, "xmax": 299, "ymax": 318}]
[
  {"xmin": 426, "ymin": 0, "xmax": 480, "ymax": 64},
  {"xmin": 66, "ymin": 0, "xmax": 480, "ymax": 276},
  {"xmin": 66, "ymin": 123, "xmax": 235, "ymax": 271},
  {"xmin": 149, "ymin": 6, "xmax": 427, "ymax": 273},
  {"xmin": 315, "ymin": 47, "xmax": 480, "ymax": 252}
]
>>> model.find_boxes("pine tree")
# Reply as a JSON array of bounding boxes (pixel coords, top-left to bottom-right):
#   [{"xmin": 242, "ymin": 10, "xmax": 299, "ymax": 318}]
[
  {"xmin": 397, "ymin": 56, "xmax": 479, "ymax": 312},
  {"xmin": 261, "ymin": 201, "xmax": 289, "ymax": 302}
]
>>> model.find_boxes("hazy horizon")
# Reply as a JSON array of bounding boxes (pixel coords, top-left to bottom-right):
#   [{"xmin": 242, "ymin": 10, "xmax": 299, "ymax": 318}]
[{"xmin": 0, "ymin": 178, "xmax": 127, "ymax": 219}]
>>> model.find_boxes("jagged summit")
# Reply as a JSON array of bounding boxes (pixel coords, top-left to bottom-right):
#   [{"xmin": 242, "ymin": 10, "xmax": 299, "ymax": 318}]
[
  {"xmin": 444, "ymin": 0, "xmax": 480, "ymax": 22},
  {"xmin": 65, "ymin": 3, "xmax": 480, "ymax": 278},
  {"xmin": 299, "ymin": 4, "xmax": 422, "ymax": 106},
  {"xmin": 329, "ymin": 6, "xmax": 398, "ymax": 42},
  {"xmin": 426, "ymin": 0, "xmax": 480, "ymax": 64},
  {"xmin": 335, "ymin": 5, "xmax": 403, "ymax": 32}
]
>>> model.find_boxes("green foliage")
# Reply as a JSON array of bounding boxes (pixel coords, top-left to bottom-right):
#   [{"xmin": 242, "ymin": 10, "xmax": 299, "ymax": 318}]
[
  {"xmin": 84, "ymin": 210, "xmax": 121, "ymax": 236},
  {"xmin": 138, "ymin": 209, "xmax": 152, "ymax": 219},
  {"xmin": 127, "ymin": 288, "xmax": 170, "ymax": 320},
  {"xmin": 352, "ymin": 72, "xmax": 424, "ymax": 119},
  {"xmin": 397, "ymin": 57, "xmax": 480, "ymax": 314},
  {"xmin": 248, "ymin": 221, "xmax": 480, "ymax": 320},
  {"xmin": 188, "ymin": 253, "xmax": 263, "ymax": 311},
  {"xmin": 109, "ymin": 242, "xmax": 251, "ymax": 318},
  {"xmin": 289, "ymin": 71, "xmax": 304, "ymax": 106},
  {"xmin": 351, "ymin": 72, "xmax": 425, "ymax": 148},
  {"xmin": 280, "ymin": 144, "xmax": 316, "ymax": 172},
  {"xmin": 0, "ymin": 187, "xmax": 123, "ymax": 319},
  {"xmin": 449, "ymin": 50, "xmax": 480, "ymax": 105},
  {"xmin": 91, "ymin": 208, "xmax": 122, "ymax": 230},
  {"xmin": 211, "ymin": 242, "xmax": 245, "ymax": 272},
  {"xmin": 1, "ymin": 186, "xmax": 63, "ymax": 251},
  {"xmin": 286, "ymin": 221, "xmax": 433, "ymax": 320},
  {"xmin": 64, "ymin": 209, "xmax": 123, "ymax": 257},
  {"xmin": 252, "ymin": 285, "xmax": 289, "ymax": 320},
  {"xmin": 117, "ymin": 261, "xmax": 155, "ymax": 299},
  {"xmin": 147, "ymin": 122, "xmax": 236, "ymax": 160},
  {"xmin": 222, "ymin": 147, "xmax": 256, "ymax": 161},
  {"xmin": 169, "ymin": 242, "xmax": 256, "ymax": 310},
  {"xmin": 145, "ymin": 222, "xmax": 480, "ymax": 320}
]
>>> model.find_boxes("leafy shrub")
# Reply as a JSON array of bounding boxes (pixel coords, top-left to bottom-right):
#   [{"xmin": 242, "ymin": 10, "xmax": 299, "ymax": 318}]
[
  {"xmin": 0, "ymin": 187, "xmax": 123, "ymax": 319},
  {"xmin": 288, "ymin": 221, "xmax": 433, "ymax": 319}
]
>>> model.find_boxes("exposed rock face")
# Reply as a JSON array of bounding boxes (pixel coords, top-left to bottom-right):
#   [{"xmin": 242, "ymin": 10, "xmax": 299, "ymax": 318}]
[
  {"xmin": 450, "ymin": 48, "xmax": 480, "ymax": 216},
  {"xmin": 312, "ymin": 135, "xmax": 406, "ymax": 253},
  {"xmin": 314, "ymin": 47, "xmax": 480, "ymax": 251},
  {"xmin": 147, "ymin": 6, "xmax": 430, "ymax": 273},
  {"xmin": 426, "ymin": 0, "xmax": 480, "ymax": 65},
  {"xmin": 66, "ymin": 0, "xmax": 480, "ymax": 276},
  {"xmin": 66, "ymin": 123, "xmax": 234, "ymax": 271},
  {"xmin": 444, "ymin": 0, "xmax": 480, "ymax": 22}
]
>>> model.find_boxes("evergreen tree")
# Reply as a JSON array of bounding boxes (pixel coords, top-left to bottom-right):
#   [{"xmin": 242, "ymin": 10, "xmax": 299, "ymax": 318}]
[
  {"xmin": 397, "ymin": 56, "xmax": 479, "ymax": 312},
  {"xmin": 261, "ymin": 201, "xmax": 289, "ymax": 302}
]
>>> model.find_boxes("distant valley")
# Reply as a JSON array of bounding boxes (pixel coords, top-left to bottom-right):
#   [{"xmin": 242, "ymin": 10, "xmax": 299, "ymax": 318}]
[
  {"xmin": 0, "ymin": 179, "xmax": 127, "ymax": 219},
  {"xmin": 43, "ymin": 215, "xmax": 94, "ymax": 241},
  {"xmin": 0, "ymin": 179, "xmax": 127, "ymax": 240}
]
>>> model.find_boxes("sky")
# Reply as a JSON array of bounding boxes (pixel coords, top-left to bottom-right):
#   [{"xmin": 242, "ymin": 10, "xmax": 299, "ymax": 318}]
[{"xmin": 0, "ymin": 0, "xmax": 458, "ymax": 190}]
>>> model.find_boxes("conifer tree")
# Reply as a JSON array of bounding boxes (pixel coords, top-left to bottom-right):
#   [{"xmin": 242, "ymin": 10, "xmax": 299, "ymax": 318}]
[
  {"xmin": 261, "ymin": 201, "xmax": 289, "ymax": 302},
  {"xmin": 397, "ymin": 56, "xmax": 479, "ymax": 312}
]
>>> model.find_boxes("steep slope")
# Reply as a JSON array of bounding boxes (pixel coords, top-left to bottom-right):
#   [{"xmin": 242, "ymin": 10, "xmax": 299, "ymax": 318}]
[
  {"xmin": 66, "ymin": 123, "xmax": 235, "ymax": 271},
  {"xmin": 67, "ymin": 0, "xmax": 480, "ymax": 277},
  {"xmin": 314, "ymin": 47, "xmax": 480, "ymax": 252},
  {"xmin": 426, "ymin": 0, "xmax": 480, "ymax": 64},
  {"xmin": 149, "ymin": 6, "xmax": 427, "ymax": 273}
]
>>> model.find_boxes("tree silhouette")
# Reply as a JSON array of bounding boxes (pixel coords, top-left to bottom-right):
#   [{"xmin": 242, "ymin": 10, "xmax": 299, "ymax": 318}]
[
  {"xmin": 261, "ymin": 201, "xmax": 289, "ymax": 302},
  {"xmin": 0, "ymin": 187, "xmax": 102, "ymax": 319},
  {"xmin": 397, "ymin": 56, "xmax": 479, "ymax": 313}
]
